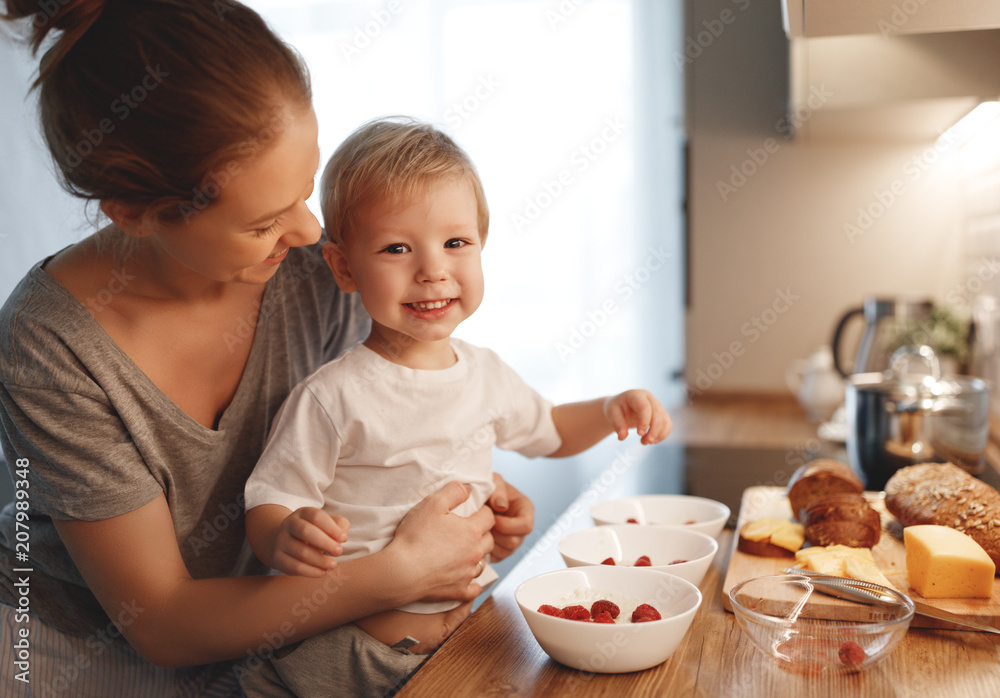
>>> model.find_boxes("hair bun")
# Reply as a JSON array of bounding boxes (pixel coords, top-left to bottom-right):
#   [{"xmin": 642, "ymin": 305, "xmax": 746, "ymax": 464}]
[{"xmin": 4, "ymin": 0, "xmax": 106, "ymax": 67}]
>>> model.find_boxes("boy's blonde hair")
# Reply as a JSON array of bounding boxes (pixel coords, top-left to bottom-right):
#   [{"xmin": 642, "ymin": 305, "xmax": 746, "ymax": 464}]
[{"xmin": 321, "ymin": 117, "xmax": 489, "ymax": 245}]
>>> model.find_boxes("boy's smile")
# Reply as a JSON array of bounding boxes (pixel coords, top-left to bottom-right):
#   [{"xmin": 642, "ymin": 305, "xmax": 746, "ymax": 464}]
[{"xmin": 324, "ymin": 176, "xmax": 485, "ymax": 369}]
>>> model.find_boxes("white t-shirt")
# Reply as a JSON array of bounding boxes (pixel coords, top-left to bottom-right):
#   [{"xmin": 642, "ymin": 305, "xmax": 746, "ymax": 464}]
[{"xmin": 245, "ymin": 338, "xmax": 561, "ymax": 613}]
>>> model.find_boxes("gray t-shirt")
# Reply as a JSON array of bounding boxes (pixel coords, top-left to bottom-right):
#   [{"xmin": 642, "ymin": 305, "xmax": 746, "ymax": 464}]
[{"xmin": 0, "ymin": 242, "xmax": 368, "ymax": 638}]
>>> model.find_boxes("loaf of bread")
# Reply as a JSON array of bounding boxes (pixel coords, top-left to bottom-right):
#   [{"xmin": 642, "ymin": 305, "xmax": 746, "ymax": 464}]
[
  {"xmin": 787, "ymin": 459, "xmax": 864, "ymax": 522},
  {"xmin": 885, "ymin": 462, "xmax": 1000, "ymax": 569},
  {"xmin": 802, "ymin": 493, "xmax": 881, "ymax": 548}
]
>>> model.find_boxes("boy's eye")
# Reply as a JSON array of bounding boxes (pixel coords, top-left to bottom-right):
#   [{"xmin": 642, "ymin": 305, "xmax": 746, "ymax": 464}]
[
  {"xmin": 382, "ymin": 243, "xmax": 410, "ymax": 254},
  {"xmin": 445, "ymin": 238, "xmax": 467, "ymax": 249}
]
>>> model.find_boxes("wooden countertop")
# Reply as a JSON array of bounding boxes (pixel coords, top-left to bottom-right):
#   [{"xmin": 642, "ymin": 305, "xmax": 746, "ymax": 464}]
[{"xmin": 397, "ymin": 395, "xmax": 1000, "ymax": 697}]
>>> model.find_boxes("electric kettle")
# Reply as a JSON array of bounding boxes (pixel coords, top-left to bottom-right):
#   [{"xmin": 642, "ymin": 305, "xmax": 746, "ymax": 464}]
[{"xmin": 831, "ymin": 296, "xmax": 933, "ymax": 377}]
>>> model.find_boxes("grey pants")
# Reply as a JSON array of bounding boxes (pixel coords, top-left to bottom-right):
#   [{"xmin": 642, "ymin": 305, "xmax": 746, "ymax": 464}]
[{"xmin": 238, "ymin": 623, "xmax": 427, "ymax": 698}]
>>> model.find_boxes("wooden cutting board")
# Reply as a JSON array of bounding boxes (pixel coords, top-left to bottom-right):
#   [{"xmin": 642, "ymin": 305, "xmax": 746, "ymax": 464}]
[{"xmin": 721, "ymin": 486, "xmax": 1000, "ymax": 631}]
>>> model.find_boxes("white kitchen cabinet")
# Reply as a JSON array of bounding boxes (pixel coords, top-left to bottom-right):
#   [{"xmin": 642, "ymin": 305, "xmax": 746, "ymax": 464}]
[
  {"xmin": 789, "ymin": 28, "xmax": 1000, "ymax": 140},
  {"xmin": 784, "ymin": 0, "xmax": 1000, "ymax": 38}
]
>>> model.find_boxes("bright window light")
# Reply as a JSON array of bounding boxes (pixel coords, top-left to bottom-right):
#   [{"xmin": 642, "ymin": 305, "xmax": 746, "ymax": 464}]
[{"xmin": 940, "ymin": 101, "xmax": 1000, "ymax": 146}]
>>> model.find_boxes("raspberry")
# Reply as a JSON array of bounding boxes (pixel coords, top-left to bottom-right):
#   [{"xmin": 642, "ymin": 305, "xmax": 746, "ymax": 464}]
[
  {"xmin": 562, "ymin": 605, "xmax": 591, "ymax": 621},
  {"xmin": 592, "ymin": 610, "xmax": 615, "ymax": 624},
  {"xmin": 838, "ymin": 640, "xmax": 866, "ymax": 667},
  {"xmin": 626, "ymin": 517, "xmax": 639, "ymax": 524},
  {"xmin": 537, "ymin": 604, "xmax": 564, "ymax": 618},
  {"xmin": 601, "ymin": 557, "xmax": 616, "ymax": 566},
  {"xmin": 634, "ymin": 555, "xmax": 652, "ymax": 567},
  {"xmin": 590, "ymin": 599, "xmax": 620, "ymax": 619},
  {"xmin": 631, "ymin": 603, "xmax": 662, "ymax": 623}
]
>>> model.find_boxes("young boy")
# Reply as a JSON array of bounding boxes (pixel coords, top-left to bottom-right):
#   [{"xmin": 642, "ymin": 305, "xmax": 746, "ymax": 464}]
[{"xmin": 241, "ymin": 117, "xmax": 671, "ymax": 696}]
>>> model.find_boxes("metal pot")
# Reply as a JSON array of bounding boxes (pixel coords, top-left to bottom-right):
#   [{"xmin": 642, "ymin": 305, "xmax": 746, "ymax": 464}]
[{"xmin": 845, "ymin": 345, "xmax": 989, "ymax": 490}]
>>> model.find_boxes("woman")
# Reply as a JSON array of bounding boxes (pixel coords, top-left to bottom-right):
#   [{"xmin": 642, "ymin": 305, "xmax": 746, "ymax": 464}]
[{"xmin": 0, "ymin": 1, "xmax": 533, "ymax": 695}]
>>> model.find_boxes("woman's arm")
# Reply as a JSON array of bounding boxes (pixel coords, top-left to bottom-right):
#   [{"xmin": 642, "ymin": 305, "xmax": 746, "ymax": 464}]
[{"xmin": 53, "ymin": 481, "xmax": 493, "ymax": 668}]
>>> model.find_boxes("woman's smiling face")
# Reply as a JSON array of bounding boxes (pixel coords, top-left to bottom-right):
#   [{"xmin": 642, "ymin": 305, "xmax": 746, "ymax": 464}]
[{"xmin": 147, "ymin": 103, "xmax": 323, "ymax": 286}]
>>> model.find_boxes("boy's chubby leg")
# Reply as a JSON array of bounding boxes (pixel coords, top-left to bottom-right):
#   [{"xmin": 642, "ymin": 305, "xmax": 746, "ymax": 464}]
[{"xmin": 356, "ymin": 606, "xmax": 472, "ymax": 654}]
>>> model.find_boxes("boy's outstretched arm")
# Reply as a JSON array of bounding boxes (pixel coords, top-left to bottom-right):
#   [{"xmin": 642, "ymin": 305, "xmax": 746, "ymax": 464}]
[{"xmin": 548, "ymin": 389, "xmax": 671, "ymax": 458}]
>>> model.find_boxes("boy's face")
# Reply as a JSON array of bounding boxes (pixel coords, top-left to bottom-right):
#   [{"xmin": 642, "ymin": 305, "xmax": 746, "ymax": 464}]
[{"xmin": 325, "ymin": 176, "xmax": 485, "ymax": 364}]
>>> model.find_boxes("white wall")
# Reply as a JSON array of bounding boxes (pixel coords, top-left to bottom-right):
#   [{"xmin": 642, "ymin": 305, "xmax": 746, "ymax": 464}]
[
  {"xmin": 0, "ymin": 31, "xmax": 91, "ymax": 304},
  {"xmin": 686, "ymin": 0, "xmax": 966, "ymax": 395}
]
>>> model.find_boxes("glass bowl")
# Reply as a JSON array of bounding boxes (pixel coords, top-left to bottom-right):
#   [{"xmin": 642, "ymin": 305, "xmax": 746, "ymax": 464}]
[{"xmin": 728, "ymin": 574, "xmax": 914, "ymax": 675}]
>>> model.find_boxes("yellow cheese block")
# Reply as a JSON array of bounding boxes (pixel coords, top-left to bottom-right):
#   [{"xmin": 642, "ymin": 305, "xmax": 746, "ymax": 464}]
[{"xmin": 904, "ymin": 525, "xmax": 996, "ymax": 599}]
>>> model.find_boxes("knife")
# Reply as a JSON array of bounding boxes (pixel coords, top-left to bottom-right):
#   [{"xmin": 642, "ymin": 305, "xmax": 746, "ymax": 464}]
[{"xmin": 785, "ymin": 567, "xmax": 1000, "ymax": 635}]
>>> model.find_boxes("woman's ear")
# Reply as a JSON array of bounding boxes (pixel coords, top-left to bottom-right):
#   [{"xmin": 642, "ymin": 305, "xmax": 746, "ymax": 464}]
[
  {"xmin": 100, "ymin": 201, "xmax": 150, "ymax": 237},
  {"xmin": 323, "ymin": 241, "xmax": 358, "ymax": 293}
]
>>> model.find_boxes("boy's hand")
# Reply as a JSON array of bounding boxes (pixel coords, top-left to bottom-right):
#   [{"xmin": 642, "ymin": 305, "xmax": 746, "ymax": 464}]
[
  {"xmin": 603, "ymin": 390, "xmax": 672, "ymax": 445},
  {"xmin": 272, "ymin": 507, "xmax": 350, "ymax": 577}
]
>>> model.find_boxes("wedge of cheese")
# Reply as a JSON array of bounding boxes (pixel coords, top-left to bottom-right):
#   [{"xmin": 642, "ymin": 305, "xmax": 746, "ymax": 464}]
[
  {"xmin": 903, "ymin": 525, "xmax": 996, "ymax": 599},
  {"xmin": 794, "ymin": 544, "xmax": 895, "ymax": 588}
]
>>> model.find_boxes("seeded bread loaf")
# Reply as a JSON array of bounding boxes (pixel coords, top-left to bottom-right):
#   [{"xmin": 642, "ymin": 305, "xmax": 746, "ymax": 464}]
[
  {"xmin": 884, "ymin": 462, "xmax": 1000, "ymax": 569},
  {"xmin": 787, "ymin": 459, "xmax": 865, "ymax": 522},
  {"xmin": 802, "ymin": 493, "xmax": 881, "ymax": 548}
]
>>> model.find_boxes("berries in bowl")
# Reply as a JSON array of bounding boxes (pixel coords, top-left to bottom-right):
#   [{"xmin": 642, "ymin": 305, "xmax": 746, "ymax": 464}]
[
  {"xmin": 515, "ymin": 566, "xmax": 702, "ymax": 673},
  {"xmin": 558, "ymin": 524, "xmax": 719, "ymax": 586},
  {"xmin": 590, "ymin": 495, "xmax": 730, "ymax": 538}
]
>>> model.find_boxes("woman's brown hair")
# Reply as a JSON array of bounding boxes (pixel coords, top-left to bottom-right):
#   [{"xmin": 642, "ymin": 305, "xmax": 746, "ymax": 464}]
[{"xmin": 2, "ymin": 0, "xmax": 312, "ymax": 227}]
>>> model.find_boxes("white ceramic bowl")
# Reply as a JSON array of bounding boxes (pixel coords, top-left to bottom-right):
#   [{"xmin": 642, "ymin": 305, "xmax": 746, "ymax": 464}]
[
  {"xmin": 590, "ymin": 495, "xmax": 730, "ymax": 538},
  {"xmin": 515, "ymin": 566, "xmax": 702, "ymax": 673},
  {"xmin": 558, "ymin": 524, "xmax": 719, "ymax": 587}
]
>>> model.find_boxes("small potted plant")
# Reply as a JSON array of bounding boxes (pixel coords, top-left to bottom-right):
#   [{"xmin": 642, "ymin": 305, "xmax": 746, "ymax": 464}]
[{"xmin": 885, "ymin": 306, "xmax": 970, "ymax": 375}]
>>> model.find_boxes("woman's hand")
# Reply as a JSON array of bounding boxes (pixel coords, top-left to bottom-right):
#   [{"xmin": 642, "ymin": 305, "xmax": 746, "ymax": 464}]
[
  {"xmin": 488, "ymin": 473, "xmax": 534, "ymax": 561},
  {"xmin": 390, "ymin": 481, "xmax": 495, "ymax": 603}
]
